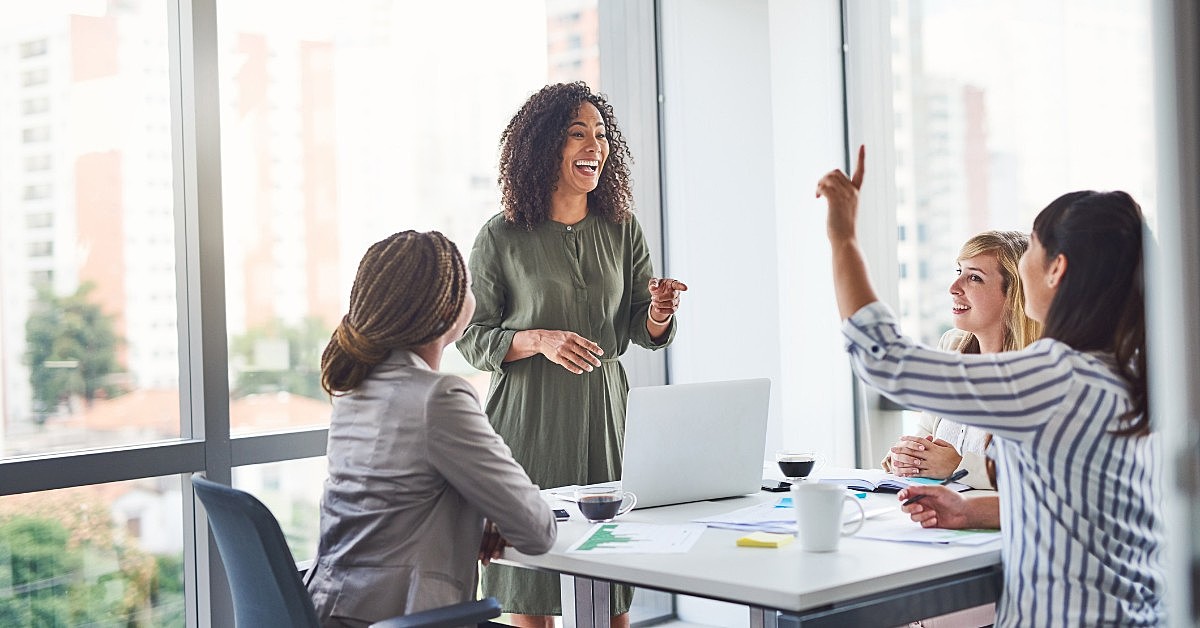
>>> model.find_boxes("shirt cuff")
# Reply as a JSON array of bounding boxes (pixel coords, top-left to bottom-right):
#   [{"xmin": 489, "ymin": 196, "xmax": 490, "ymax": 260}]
[
  {"xmin": 841, "ymin": 301, "xmax": 896, "ymax": 359},
  {"xmin": 488, "ymin": 329, "xmax": 519, "ymax": 371}
]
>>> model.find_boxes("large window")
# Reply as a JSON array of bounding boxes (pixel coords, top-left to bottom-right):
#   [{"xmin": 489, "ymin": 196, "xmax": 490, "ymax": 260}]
[
  {"xmin": 885, "ymin": 0, "xmax": 1156, "ymax": 437},
  {"xmin": 1, "ymin": 0, "xmax": 1184, "ymax": 625},
  {"xmin": 0, "ymin": 4, "xmax": 183, "ymax": 625},
  {"xmin": 890, "ymin": 0, "xmax": 1156, "ymax": 347},
  {"xmin": 214, "ymin": 0, "xmax": 603, "ymax": 434},
  {"xmin": 232, "ymin": 457, "xmax": 326, "ymax": 561},
  {"xmin": 0, "ymin": 1, "xmax": 639, "ymax": 625},
  {"xmin": 0, "ymin": 3, "xmax": 178, "ymax": 459},
  {"xmin": 0, "ymin": 478, "xmax": 185, "ymax": 626}
]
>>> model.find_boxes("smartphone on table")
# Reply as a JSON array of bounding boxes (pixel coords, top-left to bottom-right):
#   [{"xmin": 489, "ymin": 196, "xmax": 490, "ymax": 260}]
[{"xmin": 760, "ymin": 479, "xmax": 792, "ymax": 493}]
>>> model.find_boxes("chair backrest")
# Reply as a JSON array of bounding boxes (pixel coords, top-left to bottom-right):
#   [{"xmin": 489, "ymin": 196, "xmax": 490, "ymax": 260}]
[{"xmin": 192, "ymin": 474, "xmax": 320, "ymax": 628}]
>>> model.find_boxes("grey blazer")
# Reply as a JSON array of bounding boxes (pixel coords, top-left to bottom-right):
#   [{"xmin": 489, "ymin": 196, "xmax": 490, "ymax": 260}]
[{"xmin": 306, "ymin": 350, "xmax": 556, "ymax": 626}]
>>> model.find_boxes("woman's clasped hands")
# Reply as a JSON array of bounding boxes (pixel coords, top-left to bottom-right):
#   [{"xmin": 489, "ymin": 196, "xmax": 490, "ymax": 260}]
[{"xmin": 888, "ymin": 435, "xmax": 963, "ymax": 479}]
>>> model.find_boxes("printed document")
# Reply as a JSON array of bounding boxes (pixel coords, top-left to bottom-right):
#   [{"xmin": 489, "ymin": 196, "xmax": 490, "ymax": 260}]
[{"xmin": 566, "ymin": 522, "xmax": 706, "ymax": 554}]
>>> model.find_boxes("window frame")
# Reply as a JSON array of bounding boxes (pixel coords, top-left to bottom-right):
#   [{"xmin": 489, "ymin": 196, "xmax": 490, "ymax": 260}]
[
  {"xmin": 10, "ymin": 1, "xmax": 1182, "ymax": 625},
  {"xmin": 0, "ymin": 1, "xmax": 668, "ymax": 625}
]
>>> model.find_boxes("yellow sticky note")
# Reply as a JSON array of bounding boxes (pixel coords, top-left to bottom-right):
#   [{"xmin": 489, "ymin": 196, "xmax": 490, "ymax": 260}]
[{"xmin": 736, "ymin": 532, "xmax": 795, "ymax": 548}]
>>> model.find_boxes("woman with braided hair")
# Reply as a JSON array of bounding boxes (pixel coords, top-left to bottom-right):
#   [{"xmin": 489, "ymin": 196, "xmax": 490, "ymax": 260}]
[
  {"xmin": 458, "ymin": 82, "xmax": 687, "ymax": 627},
  {"xmin": 306, "ymin": 230, "xmax": 557, "ymax": 628}
]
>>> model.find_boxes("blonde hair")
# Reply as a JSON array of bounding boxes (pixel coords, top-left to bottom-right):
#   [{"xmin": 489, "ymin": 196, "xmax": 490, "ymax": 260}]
[
  {"xmin": 947, "ymin": 230, "xmax": 1043, "ymax": 354},
  {"xmin": 320, "ymin": 231, "xmax": 467, "ymax": 395}
]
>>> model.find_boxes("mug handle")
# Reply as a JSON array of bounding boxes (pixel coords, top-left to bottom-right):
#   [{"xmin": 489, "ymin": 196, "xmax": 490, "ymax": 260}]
[
  {"xmin": 841, "ymin": 495, "xmax": 866, "ymax": 536},
  {"xmin": 617, "ymin": 492, "xmax": 637, "ymax": 516}
]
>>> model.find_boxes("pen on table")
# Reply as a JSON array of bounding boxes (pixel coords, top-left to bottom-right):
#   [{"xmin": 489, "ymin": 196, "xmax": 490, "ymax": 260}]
[{"xmin": 901, "ymin": 469, "xmax": 968, "ymax": 506}]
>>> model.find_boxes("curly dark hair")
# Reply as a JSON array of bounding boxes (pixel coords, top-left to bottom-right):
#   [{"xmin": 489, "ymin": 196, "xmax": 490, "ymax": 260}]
[{"xmin": 498, "ymin": 82, "xmax": 634, "ymax": 230}]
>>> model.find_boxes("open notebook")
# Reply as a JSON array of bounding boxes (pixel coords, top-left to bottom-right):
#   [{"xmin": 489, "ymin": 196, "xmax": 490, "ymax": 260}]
[{"xmin": 813, "ymin": 467, "xmax": 971, "ymax": 493}]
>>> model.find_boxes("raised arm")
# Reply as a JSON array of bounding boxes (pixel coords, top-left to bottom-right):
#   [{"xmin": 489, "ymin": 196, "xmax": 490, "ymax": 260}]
[
  {"xmin": 818, "ymin": 147, "xmax": 1067, "ymax": 439},
  {"xmin": 815, "ymin": 145, "xmax": 878, "ymax": 319}
]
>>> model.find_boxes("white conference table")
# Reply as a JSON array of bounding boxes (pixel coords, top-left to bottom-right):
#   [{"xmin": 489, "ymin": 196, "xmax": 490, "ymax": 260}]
[{"xmin": 498, "ymin": 489, "xmax": 1002, "ymax": 627}]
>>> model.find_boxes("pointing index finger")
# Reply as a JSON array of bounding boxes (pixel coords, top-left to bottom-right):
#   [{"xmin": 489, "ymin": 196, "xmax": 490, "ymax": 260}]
[
  {"xmin": 850, "ymin": 145, "xmax": 865, "ymax": 189},
  {"xmin": 663, "ymin": 279, "xmax": 688, "ymax": 292}
]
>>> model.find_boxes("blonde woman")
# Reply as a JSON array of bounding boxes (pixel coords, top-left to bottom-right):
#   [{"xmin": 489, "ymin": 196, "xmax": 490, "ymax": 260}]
[{"xmin": 882, "ymin": 231, "xmax": 1041, "ymax": 490}]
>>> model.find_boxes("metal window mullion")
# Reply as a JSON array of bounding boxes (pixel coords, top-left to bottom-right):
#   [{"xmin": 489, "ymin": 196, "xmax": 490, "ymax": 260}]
[
  {"xmin": 0, "ymin": 441, "xmax": 206, "ymax": 495},
  {"xmin": 230, "ymin": 429, "xmax": 329, "ymax": 467},
  {"xmin": 172, "ymin": 0, "xmax": 231, "ymax": 626}
]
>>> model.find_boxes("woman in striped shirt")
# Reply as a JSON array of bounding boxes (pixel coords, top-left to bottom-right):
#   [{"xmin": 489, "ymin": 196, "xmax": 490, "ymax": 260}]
[{"xmin": 816, "ymin": 147, "xmax": 1164, "ymax": 626}]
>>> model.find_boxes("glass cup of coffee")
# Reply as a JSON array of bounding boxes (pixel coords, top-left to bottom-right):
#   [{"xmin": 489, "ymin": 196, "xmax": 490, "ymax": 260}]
[
  {"xmin": 776, "ymin": 451, "xmax": 823, "ymax": 483},
  {"xmin": 575, "ymin": 485, "xmax": 637, "ymax": 523}
]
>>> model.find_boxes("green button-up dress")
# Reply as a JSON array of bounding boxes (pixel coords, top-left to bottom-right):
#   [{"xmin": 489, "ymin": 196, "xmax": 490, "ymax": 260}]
[{"xmin": 457, "ymin": 211, "xmax": 675, "ymax": 616}]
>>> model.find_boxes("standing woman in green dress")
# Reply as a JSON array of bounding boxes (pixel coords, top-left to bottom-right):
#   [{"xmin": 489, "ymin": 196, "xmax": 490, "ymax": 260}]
[{"xmin": 457, "ymin": 81, "xmax": 687, "ymax": 628}]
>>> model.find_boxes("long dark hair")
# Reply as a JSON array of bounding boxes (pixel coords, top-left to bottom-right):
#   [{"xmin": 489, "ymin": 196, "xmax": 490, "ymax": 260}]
[
  {"xmin": 320, "ymin": 231, "xmax": 467, "ymax": 396},
  {"xmin": 1033, "ymin": 190, "xmax": 1148, "ymax": 435},
  {"xmin": 498, "ymin": 82, "xmax": 634, "ymax": 230}
]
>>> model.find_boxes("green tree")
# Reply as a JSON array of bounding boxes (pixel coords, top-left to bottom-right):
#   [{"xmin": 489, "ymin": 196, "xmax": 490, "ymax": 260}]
[
  {"xmin": 0, "ymin": 492, "xmax": 173, "ymax": 626},
  {"xmin": 150, "ymin": 555, "xmax": 186, "ymax": 624},
  {"xmin": 24, "ymin": 282, "xmax": 122, "ymax": 416},
  {"xmin": 229, "ymin": 316, "xmax": 329, "ymax": 400},
  {"xmin": 0, "ymin": 516, "xmax": 74, "ymax": 626}
]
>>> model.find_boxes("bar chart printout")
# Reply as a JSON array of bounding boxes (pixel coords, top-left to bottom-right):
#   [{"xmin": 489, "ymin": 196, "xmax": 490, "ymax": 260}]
[{"xmin": 567, "ymin": 523, "xmax": 706, "ymax": 554}]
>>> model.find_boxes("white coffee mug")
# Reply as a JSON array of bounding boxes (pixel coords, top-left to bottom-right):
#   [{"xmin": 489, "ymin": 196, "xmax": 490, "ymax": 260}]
[{"xmin": 792, "ymin": 482, "xmax": 865, "ymax": 552}]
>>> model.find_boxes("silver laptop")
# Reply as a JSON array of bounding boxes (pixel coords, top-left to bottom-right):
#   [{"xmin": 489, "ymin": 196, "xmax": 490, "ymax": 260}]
[{"xmin": 619, "ymin": 378, "xmax": 771, "ymax": 509}]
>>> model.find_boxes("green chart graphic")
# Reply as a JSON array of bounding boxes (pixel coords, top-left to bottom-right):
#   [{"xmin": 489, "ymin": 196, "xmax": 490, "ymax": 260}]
[{"xmin": 577, "ymin": 524, "xmax": 637, "ymax": 551}]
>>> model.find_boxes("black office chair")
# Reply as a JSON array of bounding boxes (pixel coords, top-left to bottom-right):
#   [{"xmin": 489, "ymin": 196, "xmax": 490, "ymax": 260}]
[{"xmin": 191, "ymin": 474, "xmax": 501, "ymax": 628}]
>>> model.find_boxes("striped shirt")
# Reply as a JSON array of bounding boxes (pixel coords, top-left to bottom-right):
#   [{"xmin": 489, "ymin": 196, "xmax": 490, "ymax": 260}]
[{"xmin": 843, "ymin": 302, "xmax": 1165, "ymax": 627}]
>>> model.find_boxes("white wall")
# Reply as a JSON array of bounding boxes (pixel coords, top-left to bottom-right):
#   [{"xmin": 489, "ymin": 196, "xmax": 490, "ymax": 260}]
[
  {"xmin": 659, "ymin": 0, "xmax": 853, "ymax": 468},
  {"xmin": 767, "ymin": 0, "xmax": 859, "ymax": 465},
  {"xmin": 658, "ymin": 0, "xmax": 781, "ymax": 448},
  {"xmin": 658, "ymin": 0, "xmax": 853, "ymax": 623}
]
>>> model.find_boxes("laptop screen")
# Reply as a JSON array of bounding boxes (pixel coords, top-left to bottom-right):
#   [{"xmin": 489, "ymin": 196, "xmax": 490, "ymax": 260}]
[{"xmin": 619, "ymin": 378, "xmax": 772, "ymax": 509}]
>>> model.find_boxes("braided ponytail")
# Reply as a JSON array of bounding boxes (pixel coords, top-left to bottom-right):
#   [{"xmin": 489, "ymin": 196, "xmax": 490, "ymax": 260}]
[{"xmin": 321, "ymin": 231, "xmax": 467, "ymax": 395}]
